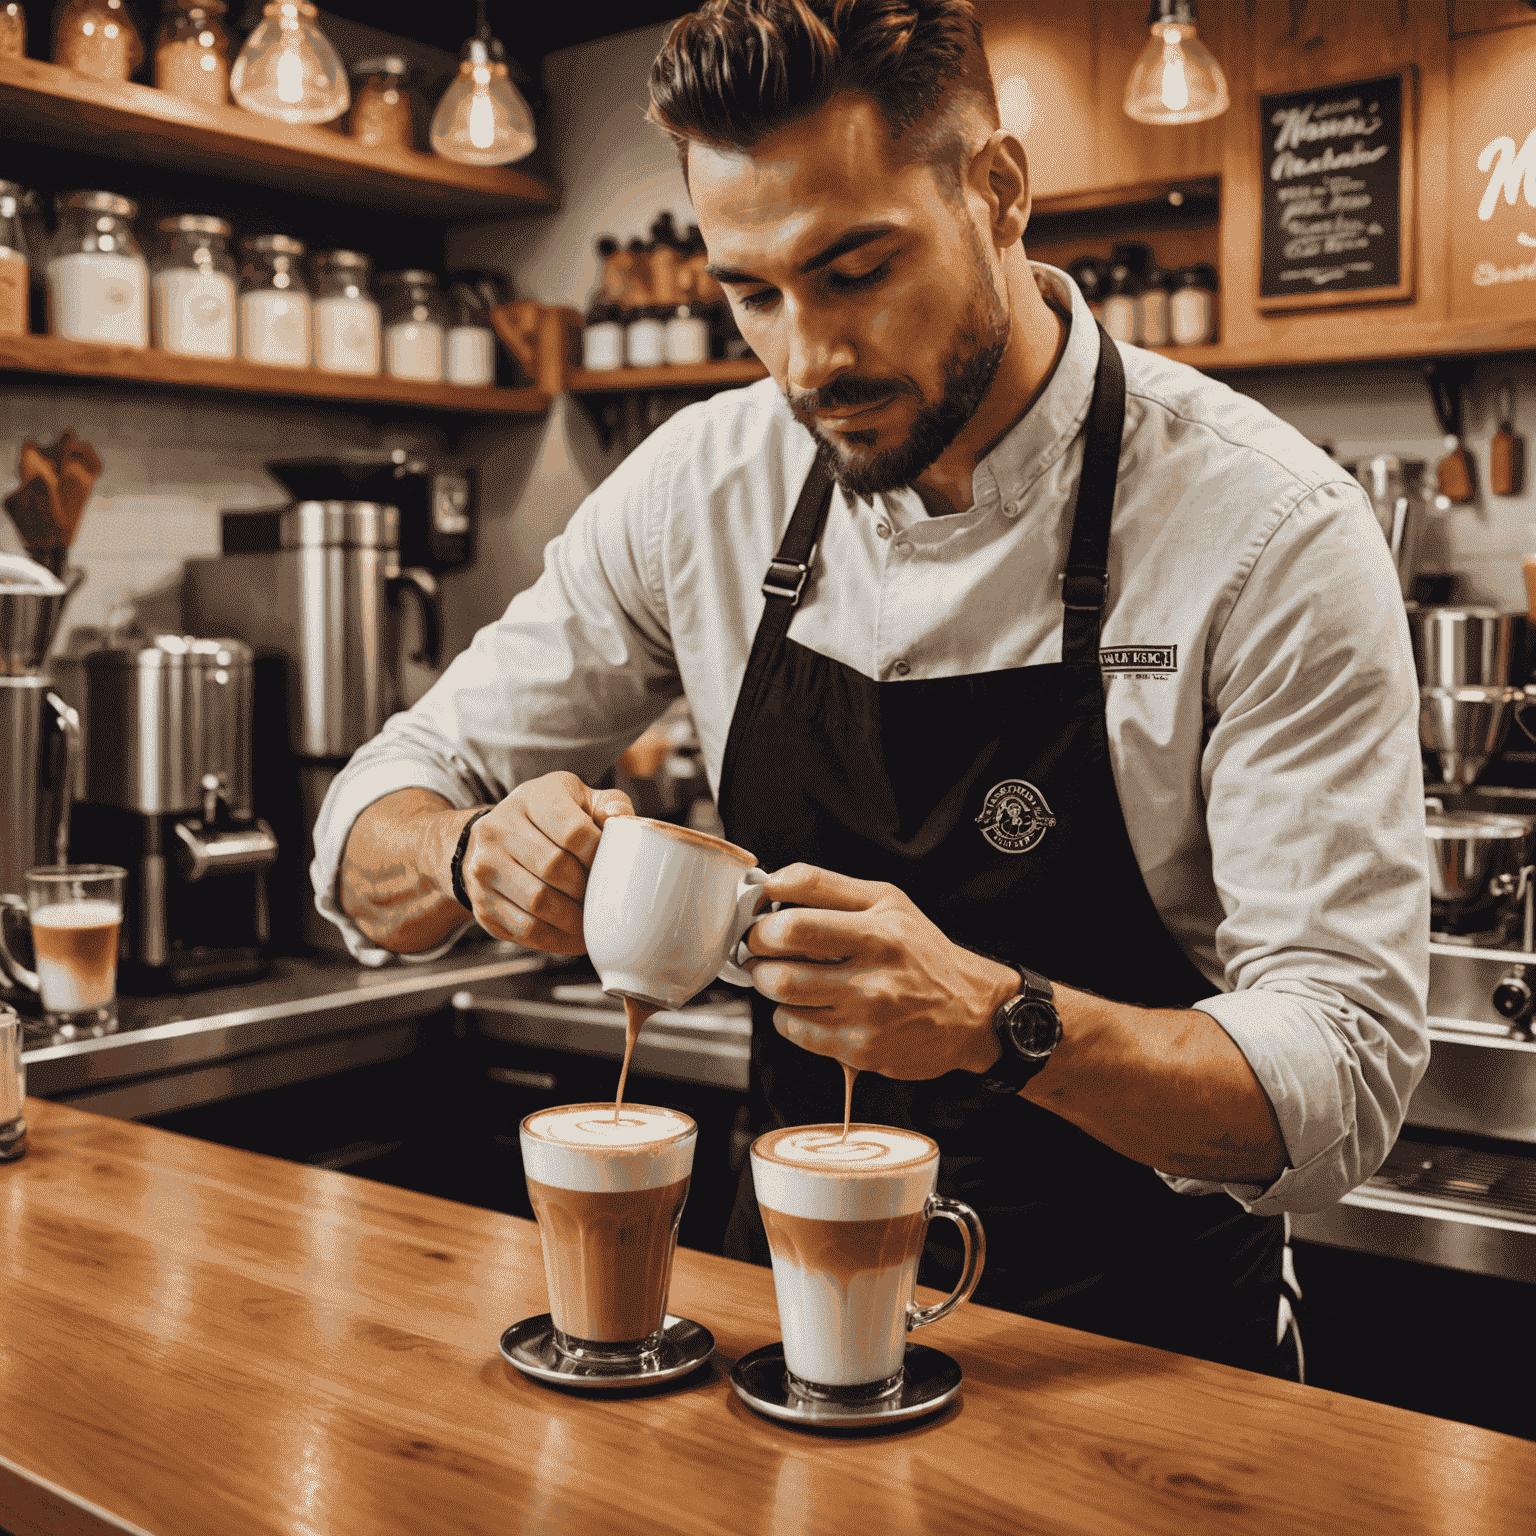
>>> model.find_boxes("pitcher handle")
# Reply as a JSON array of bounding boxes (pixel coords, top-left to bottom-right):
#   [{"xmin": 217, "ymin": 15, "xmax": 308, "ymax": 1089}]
[
  {"xmin": 0, "ymin": 894, "xmax": 38, "ymax": 995},
  {"xmin": 716, "ymin": 867, "xmax": 771, "ymax": 987},
  {"xmin": 907, "ymin": 1193, "xmax": 987, "ymax": 1333}
]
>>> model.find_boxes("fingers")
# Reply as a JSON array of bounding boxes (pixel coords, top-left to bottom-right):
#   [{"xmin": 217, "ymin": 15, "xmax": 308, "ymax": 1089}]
[
  {"xmin": 762, "ymin": 863, "xmax": 889, "ymax": 913},
  {"xmin": 748, "ymin": 955, "xmax": 848, "ymax": 1009},
  {"xmin": 746, "ymin": 903, "xmax": 868, "ymax": 960}
]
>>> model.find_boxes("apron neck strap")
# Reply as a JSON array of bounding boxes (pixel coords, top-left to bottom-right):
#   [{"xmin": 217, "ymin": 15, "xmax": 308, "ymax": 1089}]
[{"xmin": 1061, "ymin": 324, "xmax": 1127, "ymax": 666}]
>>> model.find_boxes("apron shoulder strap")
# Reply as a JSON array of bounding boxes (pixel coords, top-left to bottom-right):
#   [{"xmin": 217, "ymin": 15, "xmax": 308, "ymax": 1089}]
[
  {"xmin": 718, "ymin": 458, "xmax": 837, "ymax": 812},
  {"xmin": 1061, "ymin": 325, "xmax": 1127, "ymax": 667}
]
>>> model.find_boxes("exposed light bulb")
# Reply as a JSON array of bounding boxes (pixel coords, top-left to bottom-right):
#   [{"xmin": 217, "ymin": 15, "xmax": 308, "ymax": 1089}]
[
  {"xmin": 431, "ymin": 34, "xmax": 536, "ymax": 167},
  {"xmin": 230, "ymin": 1, "xmax": 349, "ymax": 126},
  {"xmin": 1123, "ymin": 1, "xmax": 1228, "ymax": 127}
]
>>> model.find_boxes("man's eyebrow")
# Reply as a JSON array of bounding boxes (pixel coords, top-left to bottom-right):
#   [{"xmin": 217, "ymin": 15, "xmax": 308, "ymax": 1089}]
[{"xmin": 705, "ymin": 224, "xmax": 899, "ymax": 285}]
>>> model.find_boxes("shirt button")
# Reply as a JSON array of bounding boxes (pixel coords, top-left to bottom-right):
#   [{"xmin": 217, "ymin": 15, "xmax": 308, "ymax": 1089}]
[
  {"xmin": 892, "ymin": 659, "xmax": 911, "ymax": 677},
  {"xmin": 875, "ymin": 522, "xmax": 892, "ymax": 539},
  {"xmin": 1003, "ymin": 500, "xmax": 1021, "ymax": 518},
  {"xmin": 893, "ymin": 539, "xmax": 911, "ymax": 556}
]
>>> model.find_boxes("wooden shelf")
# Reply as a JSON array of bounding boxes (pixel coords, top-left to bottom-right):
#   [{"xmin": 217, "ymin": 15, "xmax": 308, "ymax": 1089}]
[
  {"xmin": 0, "ymin": 57, "xmax": 560, "ymax": 220},
  {"xmin": 568, "ymin": 359, "xmax": 769, "ymax": 393},
  {"xmin": 0, "ymin": 334, "xmax": 551, "ymax": 415}
]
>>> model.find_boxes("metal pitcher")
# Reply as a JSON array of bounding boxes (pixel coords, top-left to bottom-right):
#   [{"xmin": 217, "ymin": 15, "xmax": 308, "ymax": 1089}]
[
  {"xmin": 1343, "ymin": 455, "xmax": 1436, "ymax": 600},
  {"xmin": 0, "ymin": 677, "xmax": 78, "ymax": 897}
]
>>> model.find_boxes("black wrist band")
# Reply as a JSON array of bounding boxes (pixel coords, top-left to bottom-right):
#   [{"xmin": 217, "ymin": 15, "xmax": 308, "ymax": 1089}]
[{"xmin": 450, "ymin": 807, "xmax": 494, "ymax": 911}]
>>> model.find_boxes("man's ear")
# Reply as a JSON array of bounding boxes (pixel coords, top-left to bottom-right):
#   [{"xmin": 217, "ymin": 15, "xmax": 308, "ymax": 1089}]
[{"xmin": 971, "ymin": 129, "xmax": 1030, "ymax": 250}]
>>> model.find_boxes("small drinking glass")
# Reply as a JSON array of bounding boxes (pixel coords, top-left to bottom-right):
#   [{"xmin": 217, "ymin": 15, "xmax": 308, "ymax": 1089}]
[{"xmin": 0, "ymin": 865, "xmax": 126, "ymax": 1039}]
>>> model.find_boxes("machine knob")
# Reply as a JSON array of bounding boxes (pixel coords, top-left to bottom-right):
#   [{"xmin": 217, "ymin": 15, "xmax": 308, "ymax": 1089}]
[{"xmin": 1492, "ymin": 966, "xmax": 1534, "ymax": 1022}]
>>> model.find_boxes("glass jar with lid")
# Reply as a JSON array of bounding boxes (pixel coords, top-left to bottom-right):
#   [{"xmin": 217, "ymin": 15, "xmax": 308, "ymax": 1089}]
[
  {"xmin": 444, "ymin": 284, "xmax": 495, "ymax": 387},
  {"xmin": 348, "ymin": 55, "xmax": 416, "ymax": 151},
  {"xmin": 151, "ymin": 215, "xmax": 235, "ymax": 358},
  {"xmin": 0, "ymin": 181, "xmax": 31, "ymax": 338},
  {"xmin": 378, "ymin": 270, "xmax": 448, "ymax": 382},
  {"xmin": 238, "ymin": 234, "xmax": 310, "ymax": 368},
  {"xmin": 310, "ymin": 249, "xmax": 380, "ymax": 375},
  {"xmin": 53, "ymin": 0, "xmax": 144, "ymax": 81},
  {"xmin": 47, "ymin": 190, "xmax": 149, "ymax": 348},
  {"xmin": 154, "ymin": 0, "xmax": 232, "ymax": 108}
]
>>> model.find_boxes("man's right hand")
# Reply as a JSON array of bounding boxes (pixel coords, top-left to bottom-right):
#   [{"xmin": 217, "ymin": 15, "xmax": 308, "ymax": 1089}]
[{"xmin": 339, "ymin": 773, "xmax": 634, "ymax": 956}]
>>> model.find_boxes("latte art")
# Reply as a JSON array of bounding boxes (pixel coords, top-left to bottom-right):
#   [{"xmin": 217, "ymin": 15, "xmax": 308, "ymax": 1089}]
[
  {"xmin": 761, "ymin": 1125, "xmax": 933, "ymax": 1171},
  {"xmin": 524, "ymin": 1105, "xmax": 691, "ymax": 1150}
]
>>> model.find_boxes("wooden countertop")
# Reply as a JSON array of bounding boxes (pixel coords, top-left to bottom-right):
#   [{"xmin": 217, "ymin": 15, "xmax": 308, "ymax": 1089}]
[{"xmin": 2, "ymin": 1101, "xmax": 1532, "ymax": 1536}]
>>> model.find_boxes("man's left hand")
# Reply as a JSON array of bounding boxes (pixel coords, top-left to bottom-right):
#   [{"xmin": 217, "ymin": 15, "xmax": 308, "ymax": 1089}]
[{"xmin": 743, "ymin": 864, "xmax": 1020, "ymax": 1080}]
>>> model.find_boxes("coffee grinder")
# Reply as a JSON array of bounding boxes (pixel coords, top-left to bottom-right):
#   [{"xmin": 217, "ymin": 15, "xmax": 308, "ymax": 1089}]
[{"xmin": 69, "ymin": 636, "xmax": 277, "ymax": 992}]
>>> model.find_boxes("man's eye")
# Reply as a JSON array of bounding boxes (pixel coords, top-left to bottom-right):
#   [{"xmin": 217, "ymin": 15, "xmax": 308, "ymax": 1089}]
[
  {"xmin": 738, "ymin": 288, "xmax": 779, "ymax": 314},
  {"xmin": 829, "ymin": 259, "xmax": 891, "ymax": 292}
]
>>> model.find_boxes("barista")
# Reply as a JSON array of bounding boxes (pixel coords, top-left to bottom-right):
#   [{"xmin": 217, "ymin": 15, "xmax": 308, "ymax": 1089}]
[{"xmin": 315, "ymin": 0, "xmax": 1428, "ymax": 1376}]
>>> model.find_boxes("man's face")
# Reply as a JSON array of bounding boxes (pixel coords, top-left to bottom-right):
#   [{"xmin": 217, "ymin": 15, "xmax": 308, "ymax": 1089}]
[{"xmin": 689, "ymin": 94, "xmax": 1010, "ymax": 499}]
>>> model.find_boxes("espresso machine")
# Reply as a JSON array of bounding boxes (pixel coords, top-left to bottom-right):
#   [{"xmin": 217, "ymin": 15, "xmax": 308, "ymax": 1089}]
[
  {"xmin": 68, "ymin": 636, "xmax": 278, "ymax": 992},
  {"xmin": 0, "ymin": 556, "xmax": 79, "ymax": 1002},
  {"xmin": 183, "ymin": 500, "xmax": 439, "ymax": 953}
]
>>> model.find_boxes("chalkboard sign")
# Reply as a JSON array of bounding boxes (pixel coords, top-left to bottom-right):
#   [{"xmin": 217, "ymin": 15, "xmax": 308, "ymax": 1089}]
[{"xmin": 1258, "ymin": 72, "xmax": 1415, "ymax": 311}]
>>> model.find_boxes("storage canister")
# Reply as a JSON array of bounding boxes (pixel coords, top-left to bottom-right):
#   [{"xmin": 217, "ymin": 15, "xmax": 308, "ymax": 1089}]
[
  {"xmin": 664, "ymin": 302, "xmax": 708, "ymax": 366},
  {"xmin": 378, "ymin": 269, "xmax": 447, "ymax": 382},
  {"xmin": 1138, "ymin": 265, "xmax": 1171, "ymax": 348},
  {"xmin": 348, "ymin": 55, "xmax": 415, "ymax": 150},
  {"xmin": 53, "ymin": 0, "xmax": 142, "ymax": 81},
  {"xmin": 47, "ymin": 191, "xmax": 149, "ymax": 348},
  {"xmin": 1169, "ymin": 264, "xmax": 1218, "ymax": 346},
  {"xmin": 152, "ymin": 215, "xmax": 236, "ymax": 358},
  {"xmin": 625, "ymin": 305, "xmax": 666, "ymax": 368},
  {"xmin": 154, "ymin": 0, "xmax": 232, "ymax": 108},
  {"xmin": 1100, "ymin": 262, "xmax": 1140, "ymax": 345},
  {"xmin": 582, "ymin": 302, "xmax": 623, "ymax": 371},
  {"xmin": 239, "ymin": 234, "xmax": 310, "ymax": 368},
  {"xmin": 445, "ymin": 284, "xmax": 494, "ymax": 387},
  {"xmin": 311, "ymin": 249, "xmax": 380, "ymax": 375},
  {"xmin": 0, "ymin": 181, "xmax": 30, "ymax": 338}
]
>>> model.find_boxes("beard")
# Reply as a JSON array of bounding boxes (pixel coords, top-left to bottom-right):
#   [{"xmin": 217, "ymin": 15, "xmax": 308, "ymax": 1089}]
[{"xmin": 786, "ymin": 230, "xmax": 1011, "ymax": 500}]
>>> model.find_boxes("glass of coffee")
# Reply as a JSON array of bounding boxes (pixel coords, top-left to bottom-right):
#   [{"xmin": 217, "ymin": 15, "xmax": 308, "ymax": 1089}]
[
  {"xmin": 520, "ymin": 1102, "xmax": 697, "ymax": 1370},
  {"xmin": 751, "ymin": 1123, "xmax": 985, "ymax": 1402},
  {"xmin": 0, "ymin": 865, "xmax": 126, "ymax": 1038}
]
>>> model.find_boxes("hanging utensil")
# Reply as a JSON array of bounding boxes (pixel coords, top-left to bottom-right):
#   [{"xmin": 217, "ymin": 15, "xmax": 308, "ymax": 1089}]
[
  {"xmin": 1423, "ymin": 360, "xmax": 1476, "ymax": 504},
  {"xmin": 1492, "ymin": 379, "xmax": 1525, "ymax": 498}
]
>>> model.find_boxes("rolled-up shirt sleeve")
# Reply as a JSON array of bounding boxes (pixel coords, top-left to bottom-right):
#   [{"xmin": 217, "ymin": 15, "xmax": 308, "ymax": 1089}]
[
  {"xmin": 1163, "ymin": 479, "xmax": 1430, "ymax": 1215},
  {"xmin": 310, "ymin": 425, "xmax": 687, "ymax": 963}
]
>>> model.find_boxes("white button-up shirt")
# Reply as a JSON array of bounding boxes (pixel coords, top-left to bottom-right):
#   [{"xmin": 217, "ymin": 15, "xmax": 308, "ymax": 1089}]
[{"xmin": 312, "ymin": 266, "xmax": 1430, "ymax": 1218}]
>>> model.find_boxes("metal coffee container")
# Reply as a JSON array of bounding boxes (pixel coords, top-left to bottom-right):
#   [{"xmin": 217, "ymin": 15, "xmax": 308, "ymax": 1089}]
[
  {"xmin": 1343, "ymin": 455, "xmax": 1436, "ymax": 599},
  {"xmin": 82, "ymin": 636, "xmax": 254, "ymax": 816},
  {"xmin": 1407, "ymin": 606, "xmax": 1523, "ymax": 689}
]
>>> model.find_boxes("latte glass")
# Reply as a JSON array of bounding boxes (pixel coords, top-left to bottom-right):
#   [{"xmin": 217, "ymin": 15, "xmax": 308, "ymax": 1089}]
[
  {"xmin": 0, "ymin": 865, "xmax": 125, "ymax": 1038},
  {"xmin": 520, "ymin": 1103, "xmax": 697, "ymax": 1368},
  {"xmin": 751, "ymin": 1123, "xmax": 985, "ymax": 1402}
]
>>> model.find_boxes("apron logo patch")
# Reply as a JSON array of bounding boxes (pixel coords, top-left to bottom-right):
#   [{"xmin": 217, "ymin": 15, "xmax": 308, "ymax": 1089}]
[
  {"xmin": 1100, "ymin": 645, "xmax": 1177, "ymax": 676},
  {"xmin": 974, "ymin": 780, "xmax": 1057, "ymax": 855}
]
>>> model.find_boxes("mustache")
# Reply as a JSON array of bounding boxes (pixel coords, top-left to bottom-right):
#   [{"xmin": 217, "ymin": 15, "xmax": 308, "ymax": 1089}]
[{"xmin": 787, "ymin": 376, "xmax": 912, "ymax": 414}]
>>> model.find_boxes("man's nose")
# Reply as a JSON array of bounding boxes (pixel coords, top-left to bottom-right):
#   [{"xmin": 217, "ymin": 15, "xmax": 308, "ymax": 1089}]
[{"xmin": 785, "ymin": 308, "xmax": 855, "ymax": 396}]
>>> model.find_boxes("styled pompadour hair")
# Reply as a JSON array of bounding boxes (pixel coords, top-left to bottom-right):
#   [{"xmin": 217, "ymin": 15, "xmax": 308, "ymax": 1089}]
[{"xmin": 647, "ymin": 0, "xmax": 999, "ymax": 186}]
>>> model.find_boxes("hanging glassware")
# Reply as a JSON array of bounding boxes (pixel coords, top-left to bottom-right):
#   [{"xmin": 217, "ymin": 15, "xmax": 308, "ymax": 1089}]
[
  {"xmin": 1122, "ymin": 0, "xmax": 1229, "ymax": 127},
  {"xmin": 429, "ymin": 0, "xmax": 535, "ymax": 167},
  {"xmin": 229, "ymin": 0, "xmax": 348, "ymax": 126}
]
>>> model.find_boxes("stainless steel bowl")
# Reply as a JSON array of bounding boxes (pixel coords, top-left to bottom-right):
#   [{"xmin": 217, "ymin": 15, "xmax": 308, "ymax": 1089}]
[
  {"xmin": 1407, "ymin": 606, "xmax": 1523, "ymax": 689},
  {"xmin": 1425, "ymin": 809, "xmax": 1532, "ymax": 929}
]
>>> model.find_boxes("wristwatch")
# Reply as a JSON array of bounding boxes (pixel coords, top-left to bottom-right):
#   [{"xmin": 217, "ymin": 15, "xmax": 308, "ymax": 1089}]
[{"xmin": 977, "ymin": 962, "xmax": 1063, "ymax": 1096}]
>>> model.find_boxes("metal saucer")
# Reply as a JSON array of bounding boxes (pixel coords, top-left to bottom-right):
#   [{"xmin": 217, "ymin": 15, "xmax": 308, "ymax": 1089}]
[
  {"xmin": 729, "ymin": 1342, "xmax": 962, "ymax": 1427},
  {"xmin": 499, "ymin": 1314, "xmax": 714, "ymax": 1390}
]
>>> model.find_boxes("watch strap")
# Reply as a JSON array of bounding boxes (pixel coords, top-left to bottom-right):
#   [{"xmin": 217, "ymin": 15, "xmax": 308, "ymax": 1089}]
[{"xmin": 450, "ymin": 807, "xmax": 494, "ymax": 911}]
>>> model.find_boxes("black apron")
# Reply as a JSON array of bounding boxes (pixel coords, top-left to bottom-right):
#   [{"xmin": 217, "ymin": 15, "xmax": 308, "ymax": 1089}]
[{"xmin": 717, "ymin": 325, "xmax": 1288, "ymax": 1376}]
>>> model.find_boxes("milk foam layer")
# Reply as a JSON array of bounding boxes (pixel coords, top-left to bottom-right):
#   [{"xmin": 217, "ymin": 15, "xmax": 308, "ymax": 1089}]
[
  {"xmin": 32, "ymin": 901, "xmax": 120, "ymax": 932},
  {"xmin": 752, "ymin": 1125, "xmax": 938, "ymax": 1221},
  {"xmin": 521, "ymin": 1104, "xmax": 695, "ymax": 1194}
]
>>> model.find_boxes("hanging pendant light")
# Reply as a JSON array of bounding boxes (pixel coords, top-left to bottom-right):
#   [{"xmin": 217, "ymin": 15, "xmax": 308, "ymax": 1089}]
[
  {"xmin": 430, "ymin": 0, "xmax": 536, "ymax": 167},
  {"xmin": 230, "ymin": 1, "xmax": 349, "ymax": 126},
  {"xmin": 1123, "ymin": 0, "xmax": 1229, "ymax": 127}
]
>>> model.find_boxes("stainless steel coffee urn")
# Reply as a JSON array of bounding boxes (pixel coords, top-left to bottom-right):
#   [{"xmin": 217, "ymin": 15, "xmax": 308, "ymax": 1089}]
[
  {"xmin": 183, "ymin": 501, "xmax": 438, "ymax": 952},
  {"xmin": 0, "ymin": 559, "xmax": 79, "ymax": 966},
  {"xmin": 68, "ymin": 636, "xmax": 278, "ymax": 991}
]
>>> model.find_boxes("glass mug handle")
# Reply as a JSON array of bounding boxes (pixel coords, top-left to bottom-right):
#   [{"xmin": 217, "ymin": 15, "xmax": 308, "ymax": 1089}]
[
  {"xmin": 908, "ymin": 1193, "xmax": 987, "ymax": 1333},
  {"xmin": 0, "ymin": 895, "xmax": 38, "ymax": 994},
  {"xmin": 716, "ymin": 867, "xmax": 771, "ymax": 986}
]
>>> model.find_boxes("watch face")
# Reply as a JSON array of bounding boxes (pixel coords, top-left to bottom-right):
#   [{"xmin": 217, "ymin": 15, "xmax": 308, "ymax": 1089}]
[{"xmin": 1005, "ymin": 998, "xmax": 1058, "ymax": 1057}]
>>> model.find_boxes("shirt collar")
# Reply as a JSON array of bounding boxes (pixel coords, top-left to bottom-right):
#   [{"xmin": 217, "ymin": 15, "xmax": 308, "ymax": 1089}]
[{"xmin": 966, "ymin": 263, "xmax": 1098, "ymax": 517}]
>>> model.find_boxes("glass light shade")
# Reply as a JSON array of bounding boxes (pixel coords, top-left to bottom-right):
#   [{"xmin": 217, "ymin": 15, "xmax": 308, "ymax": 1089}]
[
  {"xmin": 430, "ymin": 40, "xmax": 535, "ymax": 166},
  {"xmin": 1123, "ymin": 22, "xmax": 1229, "ymax": 126},
  {"xmin": 230, "ymin": 1, "xmax": 349, "ymax": 126}
]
